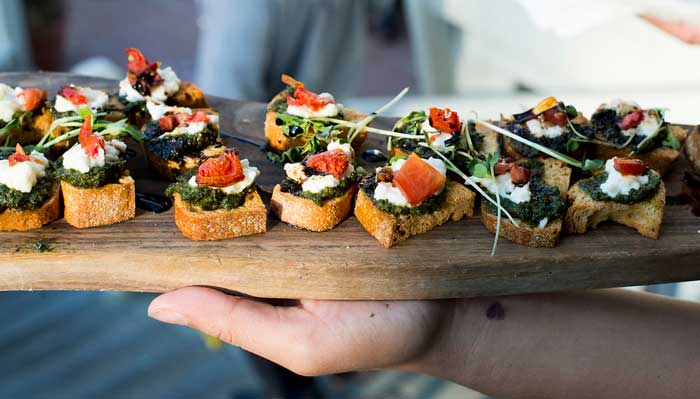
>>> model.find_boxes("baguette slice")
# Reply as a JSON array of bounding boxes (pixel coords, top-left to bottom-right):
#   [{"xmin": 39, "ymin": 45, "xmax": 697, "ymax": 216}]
[
  {"xmin": 355, "ymin": 181, "xmax": 475, "ymax": 248},
  {"xmin": 0, "ymin": 183, "xmax": 60, "ymax": 231},
  {"xmin": 565, "ymin": 171, "xmax": 665, "ymax": 239},
  {"xmin": 498, "ymin": 113, "xmax": 589, "ymax": 160},
  {"xmin": 270, "ymin": 184, "xmax": 357, "ymax": 231},
  {"xmin": 481, "ymin": 158, "xmax": 571, "ymax": 248},
  {"xmin": 265, "ymin": 108, "xmax": 368, "ymax": 152},
  {"xmin": 171, "ymin": 81, "xmax": 209, "ymax": 109},
  {"xmin": 593, "ymin": 125, "xmax": 688, "ymax": 176},
  {"xmin": 145, "ymin": 144, "xmax": 225, "ymax": 182},
  {"xmin": 61, "ymin": 175, "xmax": 136, "ymax": 228},
  {"xmin": 173, "ymin": 189, "xmax": 266, "ymax": 240}
]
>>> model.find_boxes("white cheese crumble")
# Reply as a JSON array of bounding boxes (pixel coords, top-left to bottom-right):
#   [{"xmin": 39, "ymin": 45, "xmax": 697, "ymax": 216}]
[
  {"xmin": 635, "ymin": 111, "xmax": 661, "ymax": 138},
  {"xmin": 326, "ymin": 140, "xmax": 354, "ymax": 161},
  {"xmin": 188, "ymin": 159, "xmax": 259, "ymax": 194},
  {"xmin": 472, "ymin": 172, "xmax": 531, "ymax": 204},
  {"xmin": 62, "ymin": 139, "xmax": 126, "ymax": 174},
  {"xmin": 599, "ymin": 158, "xmax": 649, "ymax": 198},
  {"xmin": 421, "ymin": 118, "xmax": 454, "ymax": 151},
  {"xmin": 54, "ymin": 86, "xmax": 109, "ymax": 113},
  {"xmin": 286, "ymin": 93, "xmax": 340, "ymax": 118},
  {"xmin": 118, "ymin": 66, "xmax": 181, "ymax": 103},
  {"xmin": 526, "ymin": 118, "xmax": 563, "ymax": 139},
  {"xmin": 0, "ymin": 84, "xmax": 22, "ymax": 122},
  {"xmin": 158, "ymin": 121, "xmax": 207, "ymax": 139},
  {"xmin": 146, "ymin": 100, "xmax": 191, "ymax": 120},
  {"xmin": 0, "ymin": 151, "xmax": 49, "ymax": 193}
]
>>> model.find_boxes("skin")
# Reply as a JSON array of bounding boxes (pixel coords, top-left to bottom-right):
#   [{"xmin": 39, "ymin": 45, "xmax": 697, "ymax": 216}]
[
  {"xmin": 642, "ymin": 14, "xmax": 700, "ymax": 44},
  {"xmin": 149, "ymin": 288, "xmax": 700, "ymax": 398}
]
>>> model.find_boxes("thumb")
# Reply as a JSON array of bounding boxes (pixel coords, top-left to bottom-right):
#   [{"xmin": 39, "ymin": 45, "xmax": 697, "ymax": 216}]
[{"xmin": 148, "ymin": 287, "xmax": 310, "ymax": 365}]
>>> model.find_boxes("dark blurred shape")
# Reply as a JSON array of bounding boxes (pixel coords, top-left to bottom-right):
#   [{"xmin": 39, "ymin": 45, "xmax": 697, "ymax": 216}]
[{"xmin": 23, "ymin": 0, "xmax": 65, "ymax": 70}]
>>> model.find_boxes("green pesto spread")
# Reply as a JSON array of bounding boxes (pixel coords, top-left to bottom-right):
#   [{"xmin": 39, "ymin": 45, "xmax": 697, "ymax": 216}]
[
  {"xmin": 165, "ymin": 175, "xmax": 254, "ymax": 211},
  {"xmin": 55, "ymin": 158, "xmax": 127, "ymax": 189},
  {"xmin": 579, "ymin": 171, "xmax": 660, "ymax": 204}
]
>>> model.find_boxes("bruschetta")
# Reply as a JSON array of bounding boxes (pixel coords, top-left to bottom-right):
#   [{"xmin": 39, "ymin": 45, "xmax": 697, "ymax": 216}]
[
  {"xmin": 265, "ymin": 74, "xmax": 367, "ymax": 162},
  {"xmin": 0, "ymin": 83, "xmax": 48, "ymax": 146},
  {"xmin": 56, "ymin": 115, "xmax": 135, "ymax": 228},
  {"xmin": 142, "ymin": 101, "xmax": 223, "ymax": 181},
  {"xmin": 354, "ymin": 153, "xmax": 475, "ymax": 247},
  {"xmin": 118, "ymin": 48, "xmax": 208, "ymax": 127},
  {"xmin": 270, "ymin": 141, "xmax": 360, "ymax": 231},
  {"xmin": 590, "ymin": 99, "xmax": 687, "ymax": 175},
  {"xmin": 566, "ymin": 157, "xmax": 664, "ymax": 239},
  {"xmin": 0, "ymin": 144, "xmax": 59, "ymax": 230},
  {"xmin": 165, "ymin": 148, "xmax": 266, "ymax": 240}
]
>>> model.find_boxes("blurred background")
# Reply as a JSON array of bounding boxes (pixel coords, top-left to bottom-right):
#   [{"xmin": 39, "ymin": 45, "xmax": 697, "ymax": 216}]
[{"xmin": 2, "ymin": 0, "xmax": 700, "ymax": 398}]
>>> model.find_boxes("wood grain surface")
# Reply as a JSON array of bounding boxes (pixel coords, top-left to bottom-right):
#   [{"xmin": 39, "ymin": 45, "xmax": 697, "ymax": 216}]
[{"xmin": 0, "ymin": 72, "xmax": 699, "ymax": 300}]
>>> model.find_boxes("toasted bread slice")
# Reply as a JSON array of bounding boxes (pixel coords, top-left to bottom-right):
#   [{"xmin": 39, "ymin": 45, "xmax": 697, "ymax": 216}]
[
  {"xmin": 593, "ymin": 125, "xmax": 688, "ymax": 176},
  {"xmin": 61, "ymin": 175, "xmax": 136, "ymax": 228},
  {"xmin": 0, "ymin": 183, "xmax": 60, "ymax": 231},
  {"xmin": 265, "ymin": 108, "xmax": 368, "ymax": 152},
  {"xmin": 481, "ymin": 158, "xmax": 571, "ymax": 248},
  {"xmin": 173, "ymin": 190, "xmax": 266, "ymax": 240},
  {"xmin": 565, "ymin": 172, "xmax": 665, "ymax": 239},
  {"xmin": 270, "ymin": 183, "xmax": 357, "ymax": 231},
  {"xmin": 355, "ymin": 181, "xmax": 475, "ymax": 248},
  {"xmin": 685, "ymin": 125, "xmax": 700, "ymax": 175},
  {"xmin": 145, "ymin": 144, "xmax": 225, "ymax": 182},
  {"xmin": 171, "ymin": 82, "xmax": 209, "ymax": 109}
]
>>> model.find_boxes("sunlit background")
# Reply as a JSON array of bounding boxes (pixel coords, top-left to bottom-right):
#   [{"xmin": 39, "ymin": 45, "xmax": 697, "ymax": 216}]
[{"xmin": 2, "ymin": 0, "xmax": 700, "ymax": 398}]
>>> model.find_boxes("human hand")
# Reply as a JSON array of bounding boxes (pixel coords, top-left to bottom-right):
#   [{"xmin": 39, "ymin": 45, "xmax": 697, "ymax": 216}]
[
  {"xmin": 641, "ymin": 14, "xmax": 700, "ymax": 44},
  {"xmin": 148, "ymin": 287, "xmax": 452, "ymax": 376}
]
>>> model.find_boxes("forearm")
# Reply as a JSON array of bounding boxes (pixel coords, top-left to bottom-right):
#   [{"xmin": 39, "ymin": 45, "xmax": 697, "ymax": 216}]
[{"xmin": 402, "ymin": 289, "xmax": 700, "ymax": 398}]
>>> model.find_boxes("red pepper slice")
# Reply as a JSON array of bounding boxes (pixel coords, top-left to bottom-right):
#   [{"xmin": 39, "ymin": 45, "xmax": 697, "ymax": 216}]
[
  {"xmin": 613, "ymin": 157, "xmax": 646, "ymax": 176},
  {"xmin": 393, "ymin": 153, "xmax": 446, "ymax": 206},
  {"xmin": 619, "ymin": 110, "xmax": 644, "ymax": 130},
  {"xmin": 78, "ymin": 115, "xmax": 105, "ymax": 159},
  {"xmin": 17, "ymin": 88, "xmax": 46, "ymax": 112},
  {"xmin": 196, "ymin": 150, "xmax": 245, "ymax": 187},
  {"xmin": 8, "ymin": 144, "xmax": 31, "ymax": 166},
  {"xmin": 428, "ymin": 107, "xmax": 462, "ymax": 134},
  {"xmin": 305, "ymin": 149, "xmax": 349, "ymax": 179},
  {"xmin": 58, "ymin": 85, "xmax": 88, "ymax": 106},
  {"xmin": 286, "ymin": 85, "xmax": 334, "ymax": 112}
]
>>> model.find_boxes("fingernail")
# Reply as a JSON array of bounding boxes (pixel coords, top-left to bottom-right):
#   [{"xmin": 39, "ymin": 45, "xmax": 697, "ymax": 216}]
[{"xmin": 149, "ymin": 308, "xmax": 188, "ymax": 326}]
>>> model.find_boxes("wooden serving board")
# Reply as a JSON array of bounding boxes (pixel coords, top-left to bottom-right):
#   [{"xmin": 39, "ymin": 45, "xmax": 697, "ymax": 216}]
[{"xmin": 0, "ymin": 72, "xmax": 699, "ymax": 300}]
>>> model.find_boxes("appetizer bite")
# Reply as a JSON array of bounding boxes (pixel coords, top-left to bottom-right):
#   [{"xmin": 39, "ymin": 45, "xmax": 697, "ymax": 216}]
[
  {"xmin": 389, "ymin": 107, "xmax": 497, "ymax": 162},
  {"xmin": 142, "ymin": 100, "xmax": 223, "ymax": 181},
  {"xmin": 265, "ymin": 74, "xmax": 368, "ymax": 162},
  {"xmin": 165, "ymin": 148, "xmax": 266, "ymax": 240},
  {"xmin": 0, "ymin": 144, "xmax": 59, "ymax": 230},
  {"xmin": 590, "ymin": 99, "xmax": 688, "ymax": 175},
  {"xmin": 56, "ymin": 116, "xmax": 135, "ymax": 228},
  {"xmin": 497, "ymin": 97, "xmax": 593, "ymax": 160},
  {"xmin": 355, "ymin": 153, "xmax": 475, "ymax": 248},
  {"xmin": 118, "ymin": 48, "xmax": 208, "ymax": 126},
  {"xmin": 270, "ymin": 141, "xmax": 360, "ymax": 231},
  {"xmin": 36, "ymin": 84, "xmax": 127, "ymax": 151},
  {"xmin": 566, "ymin": 157, "xmax": 664, "ymax": 239},
  {"xmin": 473, "ymin": 157, "xmax": 571, "ymax": 248},
  {"xmin": 0, "ymin": 83, "xmax": 48, "ymax": 145}
]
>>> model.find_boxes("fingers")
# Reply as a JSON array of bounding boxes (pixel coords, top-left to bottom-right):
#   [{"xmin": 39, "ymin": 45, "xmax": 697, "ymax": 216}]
[
  {"xmin": 641, "ymin": 14, "xmax": 700, "ymax": 44},
  {"xmin": 148, "ymin": 287, "xmax": 311, "ymax": 367}
]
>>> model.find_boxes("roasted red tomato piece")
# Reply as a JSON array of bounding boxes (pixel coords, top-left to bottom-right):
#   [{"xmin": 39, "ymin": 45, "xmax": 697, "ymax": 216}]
[
  {"xmin": 158, "ymin": 115, "xmax": 176, "ymax": 132},
  {"xmin": 189, "ymin": 111, "xmax": 209, "ymax": 123},
  {"xmin": 124, "ymin": 47, "xmax": 158, "ymax": 76},
  {"xmin": 428, "ymin": 107, "xmax": 462, "ymax": 134},
  {"xmin": 494, "ymin": 157, "xmax": 513, "ymax": 175},
  {"xmin": 619, "ymin": 110, "xmax": 644, "ymax": 130},
  {"xmin": 78, "ymin": 115, "xmax": 105, "ymax": 158},
  {"xmin": 196, "ymin": 150, "xmax": 245, "ymax": 187},
  {"xmin": 287, "ymin": 86, "xmax": 334, "ymax": 111},
  {"xmin": 509, "ymin": 164, "xmax": 530, "ymax": 184},
  {"xmin": 613, "ymin": 157, "xmax": 646, "ymax": 176},
  {"xmin": 393, "ymin": 153, "xmax": 446, "ymax": 206},
  {"xmin": 58, "ymin": 85, "xmax": 88, "ymax": 106},
  {"xmin": 8, "ymin": 144, "xmax": 31, "ymax": 166},
  {"xmin": 305, "ymin": 149, "xmax": 349, "ymax": 179},
  {"xmin": 17, "ymin": 88, "xmax": 46, "ymax": 112},
  {"xmin": 541, "ymin": 107, "xmax": 567, "ymax": 127}
]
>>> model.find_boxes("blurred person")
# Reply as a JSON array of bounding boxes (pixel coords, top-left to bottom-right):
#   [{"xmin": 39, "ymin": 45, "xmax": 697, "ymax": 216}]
[
  {"xmin": 405, "ymin": 0, "xmax": 700, "ymax": 94},
  {"xmin": 0, "ymin": 0, "xmax": 32, "ymax": 71},
  {"xmin": 193, "ymin": 0, "xmax": 370, "ymax": 102},
  {"xmin": 149, "ymin": 287, "xmax": 700, "ymax": 398}
]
